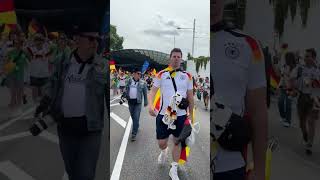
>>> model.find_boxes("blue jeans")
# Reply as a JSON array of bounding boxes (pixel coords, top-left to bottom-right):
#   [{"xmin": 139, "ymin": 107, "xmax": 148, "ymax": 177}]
[
  {"xmin": 128, "ymin": 99, "xmax": 142, "ymax": 135},
  {"xmin": 278, "ymin": 89, "xmax": 292, "ymax": 123},
  {"xmin": 57, "ymin": 123, "xmax": 102, "ymax": 180}
]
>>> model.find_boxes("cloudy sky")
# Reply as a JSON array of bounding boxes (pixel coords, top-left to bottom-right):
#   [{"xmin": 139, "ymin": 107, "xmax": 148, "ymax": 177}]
[{"xmin": 110, "ymin": 0, "xmax": 210, "ymax": 58}]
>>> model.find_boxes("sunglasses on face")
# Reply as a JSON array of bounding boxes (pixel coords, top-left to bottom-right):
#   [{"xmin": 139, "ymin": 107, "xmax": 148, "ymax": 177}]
[{"xmin": 79, "ymin": 34, "xmax": 101, "ymax": 42}]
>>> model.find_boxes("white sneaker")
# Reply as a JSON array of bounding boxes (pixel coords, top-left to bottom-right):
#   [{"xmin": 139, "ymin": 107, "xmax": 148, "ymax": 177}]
[
  {"xmin": 279, "ymin": 118, "xmax": 285, "ymax": 122},
  {"xmin": 282, "ymin": 121, "xmax": 290, "ymax": 128},
  {"xmin": 169, "ymin": 162, "xmax": 180, "ymax": 180},
  {"xmin": 157, "ymin": 147, "xmax": 168, "ymax": 165}
]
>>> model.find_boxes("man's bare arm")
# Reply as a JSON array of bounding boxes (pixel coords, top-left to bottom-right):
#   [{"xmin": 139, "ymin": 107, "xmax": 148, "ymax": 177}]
[
  {"xmin": 246, "ymin": 87, "xmax": 268, "ymax": 179},
  {"xmin": 148, "ymin": 86, "xmax": 159, "ymax": 108},
  {"xmin": 187, "ymin": 89, "xmax": 194, "ymax": 122}
]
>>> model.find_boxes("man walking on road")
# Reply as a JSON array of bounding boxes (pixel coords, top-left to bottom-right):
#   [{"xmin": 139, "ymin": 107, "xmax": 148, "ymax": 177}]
[
  {"xmin": 211, "ymin": 0, "xmax": 268, "ymax": 180},
  {"xmin": 295, "ymin": 48, "xmax": 319, "ymax": 155},
  {"xmin": 36, "ymin": 23, "xmax": 108, "ymax": 180},
  {"xmin": 148, "ymin": 48, "xmax": 194, "ymax": 180},
  {"xmin": 124, "ymin": 68, "xmax": 148, "ymax": 141}
]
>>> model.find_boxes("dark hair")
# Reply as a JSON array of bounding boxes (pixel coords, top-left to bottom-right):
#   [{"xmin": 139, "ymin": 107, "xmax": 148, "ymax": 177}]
[
  {"xmin": 285, "ymin": 52, "xmax": 296, "ymax": 70},
  {"xmin": 306, "ymin": 48, "xmax": 317, "ymax": 58},
  {"xmin": 170, "ymin": 48, "xmax": 182, "ymax": 57}
]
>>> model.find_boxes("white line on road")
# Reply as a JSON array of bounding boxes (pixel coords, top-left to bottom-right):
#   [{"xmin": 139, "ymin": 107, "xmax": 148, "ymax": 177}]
[
  {"xmin": 110, "ymin": 95, "xmax": 121, "ymax": 103},
  {"xmin": 0, "ymin": 107, "xmax": 36, "ymax": 131},
  {"xmin": 110, "ymin": 112, "xmax": 127, "ymax": 128},
  {"xmin": 0, "ymin": 161, "xmax": 35, "ymax": 180},
  {"xmin": 110, "ymin": 103, "xmax": 120, "ymax": 107},
  {"xmin": 62, "ymin": 171, "xmax": 68, "ymax": 180},
  {"xmin": 39, "ymin": 131, "xmax": 59, "ymax": 144},
  {"xmin": 0, "ymin": 131, "xmax": 31, "ymax": 143},
  {"xmin": 110, "ymin": 117, "xmax": 132, "ymax": 180},
  {"xmin": 122, "ymin": 103, "xmax": 128, "ymax": 108}
]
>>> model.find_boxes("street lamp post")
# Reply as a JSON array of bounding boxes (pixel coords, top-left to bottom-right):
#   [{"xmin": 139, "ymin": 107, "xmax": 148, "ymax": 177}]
[{"xmin": 177, "ymin": 18, "xmax": 196, "ymax": 57}]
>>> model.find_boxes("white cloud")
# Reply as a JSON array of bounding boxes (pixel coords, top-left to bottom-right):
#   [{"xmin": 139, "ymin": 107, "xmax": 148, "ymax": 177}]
[{"xmin": 110, "ymin": 0, "xmax": 210, "ymax": 57}]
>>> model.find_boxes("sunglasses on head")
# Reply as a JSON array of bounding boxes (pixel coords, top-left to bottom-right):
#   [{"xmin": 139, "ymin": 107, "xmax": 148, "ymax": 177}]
[{"xmin": 79, "ymin": 34, "xmax": 101, "ymax": 42}]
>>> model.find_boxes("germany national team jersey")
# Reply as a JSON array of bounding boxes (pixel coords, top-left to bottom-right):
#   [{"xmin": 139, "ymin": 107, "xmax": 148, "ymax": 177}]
[
  {"xmin": 211, "ymin": 21, "xmax": 266, "ymax": 173},
  {"xmin": 153, "ymin": 66, "xmax": 193, "ymax": 116}
]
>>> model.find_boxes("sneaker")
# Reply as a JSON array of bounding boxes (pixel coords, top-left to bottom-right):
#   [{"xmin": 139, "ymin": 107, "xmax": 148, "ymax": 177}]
[
  {"xmin": 306, "ymin": 149, "xmax": 312, "ymax": 155},
  {"xmin": 169, "ymin": 162, "xmax": 180, "ymax": 180},
  {"xmin": 302, "ymin": 132, "xmax": 308, "ymax": 143},
  {"xmin": 282, "ymin": 121, "xmax": 290, "ymax": 128},
  {"xmin": 23, "ymin": 95, "xmax": 28, "ymax": 104},
  {"xmin": 131, "ymin": 134, "xmax": 136, "ymax": 142},
  {"xmin": 157, "ymin": 147, "xmax": 168, "ymax": 165},
  {"xmin": 305, "ymin": 144, "xmax": 313, "ymax": 156}
]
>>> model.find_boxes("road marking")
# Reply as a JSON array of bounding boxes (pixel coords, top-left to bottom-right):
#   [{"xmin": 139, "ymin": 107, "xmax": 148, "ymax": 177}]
[
  {"xmin": 0, "ymin": 132, "xmax": 31, "ymax": 143},
  {"xmin": 110, "ymin": 117, "xmax": 132, "ymax": 180},
  {"xmin": 110, "ymin": 103, "xmax": 120, "ymax": 107},
  {"xmin": 0, "ymin": 107, "xmax": 36, "ymax": 131},
  {"xmin": 62, "ymin": 171, "xmax": 68, "ymax": 180},
  {"xmin": 0, "ymin": 161, "xmax": 35, "ymax": 180},
  {"xmin": 110, "ymin": 95, "xmax": 121, "ymax": 103},
  {"xmin": 39, "ymin": 131, "xmax": 59, "ymax": 144},
  {"xmin": 122, "ymin": 103, "xmax": 128, "ymax": 108},
  {"xmin": 110, "ymin": 112, "xmax": 127, "ymax": 128}
]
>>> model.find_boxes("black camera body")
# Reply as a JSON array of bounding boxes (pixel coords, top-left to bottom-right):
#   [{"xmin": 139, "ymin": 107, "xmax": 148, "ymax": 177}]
[
  {"xmin": 29, "ymin": 114, "xmax": 57, "ymax": 136},
  {"xmin": 119, "ymin": 93, "xmax": 127, "ymax": 105}
]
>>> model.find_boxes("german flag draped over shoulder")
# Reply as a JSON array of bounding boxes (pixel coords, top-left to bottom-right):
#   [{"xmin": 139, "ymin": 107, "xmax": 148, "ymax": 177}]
[
  {"xmin": 0, "ymin": 0, "xmax": 17, "ymax": 34},
  {"xmin": 268, "ymin": 65, "xmax": 280, "ymax": 89}
]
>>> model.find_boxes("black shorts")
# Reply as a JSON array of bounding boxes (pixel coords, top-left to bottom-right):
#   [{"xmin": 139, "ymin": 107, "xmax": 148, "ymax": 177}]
[
  {"xmin": 119, "ymin": 86, "xmax": 125, "ymax": 91},
  {"xmin": 30, "ymin": 76, "xmax": 49, "ymax": 87},
  {"xmin": 213, "ymin": 167, "xmax": 246, "ymax": 180},
  {"xmin": 156, "ymin": 114, "xmax": 186, "ymax": 140}
]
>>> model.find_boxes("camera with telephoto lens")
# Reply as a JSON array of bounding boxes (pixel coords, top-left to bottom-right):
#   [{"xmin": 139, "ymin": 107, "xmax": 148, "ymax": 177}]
[
  {"xmin": 29, "ymin": 95, "xmax": 57, "ymax": 136},
  {"xmin": 119, "ymin": 92, "xmax": 127, "ymax": 105},
  {"xmin": 29, "ymin": 114, "xmax": 57, "ymax": 136}
]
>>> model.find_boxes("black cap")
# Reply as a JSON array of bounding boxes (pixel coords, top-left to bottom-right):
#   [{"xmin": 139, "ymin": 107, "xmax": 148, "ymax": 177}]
[{"xmin": 132, "ymin": 68, "xmax": 141, "ymax": 73}]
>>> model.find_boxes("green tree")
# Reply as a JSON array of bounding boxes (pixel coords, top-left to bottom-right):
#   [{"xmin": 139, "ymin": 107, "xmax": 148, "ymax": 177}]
[
  {"xmin": 270, "ymin": 0, "xmax": 313, "ymax": 38},
  {"xmin": 187, "ymin": 52, "xmax": 193, "ymax": 60},
  {"xmin": 193, "ymin": 56, "xmax": 209, "ymax": 74},
  {"xmin": 110, "ymin": 25, "xmax": 124, "ymax": 51}
]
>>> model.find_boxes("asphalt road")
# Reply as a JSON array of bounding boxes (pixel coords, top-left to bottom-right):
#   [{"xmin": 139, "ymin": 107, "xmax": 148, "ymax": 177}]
[
  {"xmin": 110, "ymin": 95, "xmax": 210, "ymax": 180},
  {"xmin": 0, "ymin": 87, "xmax": 108, "ymax": 180},
  {"xmin": 267, "ymin": 97, "xmax": 320, "ymax": 180}
]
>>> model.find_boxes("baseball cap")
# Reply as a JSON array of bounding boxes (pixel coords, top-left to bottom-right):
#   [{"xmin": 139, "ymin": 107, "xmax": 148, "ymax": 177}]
[{"xmin": 132, "ymin": 68, "xmax": 141, "ymax": 73}]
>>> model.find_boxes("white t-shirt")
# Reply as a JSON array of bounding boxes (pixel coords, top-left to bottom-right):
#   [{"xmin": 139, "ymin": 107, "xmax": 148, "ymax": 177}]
[
  {"xmin": 62, "ymin": 56, "xmax": 92, "ymax": 117},
  {"xmin": 119, "ymin": 75, "xmax": 126, "ymax": 87},
  {"xmin": 129, "ymin": 79, "xmax": 138, "ymax": 99},
  {"xmin": 295, "ymin": 65, "xmax": 320, "ymax": 95},
  {"xmin": 212, "ymin": 26, "xmax": 266, "ymax": 172},
  {"xmin": 153, "ymin": 68, "xmax": 193, "ymax": 116},
  {"xmin": 28, "ymin": 45, "xmax": 50, "ymax": 78},
  {"xmin": 203, "ymin": 81, "xmax": 210, "ymax": 91},
  {"xmin": 279, "ymin": 65, "xmax": 296, "ymax": 89}
]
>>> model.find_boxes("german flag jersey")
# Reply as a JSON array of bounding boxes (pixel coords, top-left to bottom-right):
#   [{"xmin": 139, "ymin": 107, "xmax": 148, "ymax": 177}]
[{"xmin": 153, "ymin": 66, "xmax": 193, "ymax": 116}]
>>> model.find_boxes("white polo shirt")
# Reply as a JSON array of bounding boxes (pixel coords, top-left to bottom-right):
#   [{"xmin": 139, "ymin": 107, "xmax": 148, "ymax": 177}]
[
  {"xmin": 153, "ymin": 67, "xmax": 193, "ymax": 116},
  {"xmin": 28, "ymin": 45, "xmax": 50, "ymax": 78}
]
